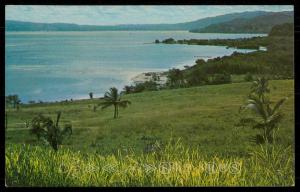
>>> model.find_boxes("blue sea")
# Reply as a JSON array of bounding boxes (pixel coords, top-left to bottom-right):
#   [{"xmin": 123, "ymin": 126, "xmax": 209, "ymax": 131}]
[{"xmin": 5, "ymin": 31, "xmax": 267, "ymax": 103}]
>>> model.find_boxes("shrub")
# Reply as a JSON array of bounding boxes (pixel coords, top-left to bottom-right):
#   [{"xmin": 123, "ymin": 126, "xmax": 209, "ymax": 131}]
[
  {"xmin": 29, "ymin": 111, "xmax": 72, "ymax": 151},
  {"xmin": 244, "ymin": 72, "xmax": 253, "ymax": 82},
  {"xmin": 239, "ymin": 77, "xmax": 288, "ymax": 144}
]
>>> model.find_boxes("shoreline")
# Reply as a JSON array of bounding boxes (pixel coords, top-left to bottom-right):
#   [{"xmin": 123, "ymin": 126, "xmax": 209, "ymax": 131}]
[
  {"xmin": 130, "ymin": 59, "xmax": 196, "ymax": 86},
  {"xmin": 10, "ymin": 36, "xmax": 267, "ymax": 104}
]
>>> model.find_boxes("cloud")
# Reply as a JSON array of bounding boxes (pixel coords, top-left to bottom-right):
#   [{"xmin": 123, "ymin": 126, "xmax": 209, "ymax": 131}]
[{"xmin": 5, "ymin": 5, "xmax": 293, "ymax": 25}]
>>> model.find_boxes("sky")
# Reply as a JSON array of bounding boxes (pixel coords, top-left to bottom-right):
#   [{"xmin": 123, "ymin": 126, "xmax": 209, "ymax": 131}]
[{"xmin": 5, "ymin": 5, "xmax": 293, "ymax": 25}]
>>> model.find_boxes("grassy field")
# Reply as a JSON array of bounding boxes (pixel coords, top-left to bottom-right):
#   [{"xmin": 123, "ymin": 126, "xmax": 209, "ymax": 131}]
[{"xmin": 5, "ymin": 80, "xmax": 295, "ymax": 186}]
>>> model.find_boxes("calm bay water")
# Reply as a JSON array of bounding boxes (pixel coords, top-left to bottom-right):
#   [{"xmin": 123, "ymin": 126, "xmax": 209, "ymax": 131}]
[{"xmin": 5, "ymin": 31, "xmax": 266, "ymax": 103}]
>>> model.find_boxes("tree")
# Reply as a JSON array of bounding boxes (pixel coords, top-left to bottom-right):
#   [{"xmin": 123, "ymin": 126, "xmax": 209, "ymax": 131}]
[
  {"xmin": 244, "ymin": 72, "xmax": 254, "ymax": 82},
  {"xmin": 5, "ymin": 95, "xmax": 21, "ymax": 109},
  {"xmin": 185, "ymin": 66, "xmax": 209, "ymax": 86},
  {"xmin": 167, "ymin": 68, "xmax": 185, "ymax": 88},
  {"xmin": 99, "ymin": 87, "xmax": 131, "ymax": 119},
  {"xmin": 239, "ymin": 77, "xmax": 287, "ymax": 144},
  {"xmin": 29, "ymin": 111, "xmax": 72, "ymax": 151},
  {"xmin": 123, "ymin": 85, "xmax": 135, "ymax": 94},
  {"xmin": 89, "ymin": 92, "xmax": 93, "ymax": 99},
  {"xmin": 152, "ymin": 73, "xmax": 160, "ymax": 81}
]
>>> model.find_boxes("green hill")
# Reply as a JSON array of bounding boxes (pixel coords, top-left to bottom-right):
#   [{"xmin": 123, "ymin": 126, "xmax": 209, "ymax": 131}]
[
  {"xmin": 5, "ymin": 80, "xmax": 294, "ymax": 186},
  {"xmin": 5, "ymin": 80, "xmax": 294, "ymax": 156},
  {"xmin": 190, "ymin": 11, "xmax": 293, "ymax": 33},
  {"xmin": 269, "ymin": 23, "xmax": 294, "ymax": 36}
]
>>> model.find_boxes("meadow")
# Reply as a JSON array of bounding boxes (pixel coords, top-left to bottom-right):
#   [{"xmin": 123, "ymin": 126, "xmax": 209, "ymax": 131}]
[{"xmin": 5, "ymin": 80, "xmax": 295, "ymax": 186}]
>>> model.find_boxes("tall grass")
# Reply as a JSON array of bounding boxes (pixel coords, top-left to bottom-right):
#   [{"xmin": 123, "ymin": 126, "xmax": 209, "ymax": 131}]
[{"xmin": 5, "ymin": 139, "xmax": 294, "ymax": 186}]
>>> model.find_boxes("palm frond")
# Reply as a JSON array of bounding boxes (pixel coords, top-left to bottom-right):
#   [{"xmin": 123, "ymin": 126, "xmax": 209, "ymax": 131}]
[
  {"xmin": 272, "ymin": 97, "xmax": 288, "ymax": 115},
  {"xmin": 99, "ymin": 102, "xmax": 113, "ymax": 109},
  {"xmin": 56, "ymin": 111, "xmax": 61, "ymax": 127},
  {"xmin": 104, "ymin": 92, "xmax": 112, "ymax": 99},
  {"xmin": 266, "ymin": 113, "xmax": 283, "ymax": 127},
  {"xmin": 253, "ymin": 122, "xmax": 265, "ymax": 129},
  {"xmin": 246, "ymin": 95, "xmax": 267, "ymax": 120}
]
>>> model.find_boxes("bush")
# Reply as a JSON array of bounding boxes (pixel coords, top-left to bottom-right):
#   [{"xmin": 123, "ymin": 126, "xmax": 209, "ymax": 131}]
[
  {"xmin": 244, "ymin": 72, "xmax": 254, "ymax": 82},
  {"xmin": 29, "ymin": 112, "xmax": 72, "ymax": 151},
  {"xmin": 210, "ymin": 73, "xmax": 231, "ymax": 85}
]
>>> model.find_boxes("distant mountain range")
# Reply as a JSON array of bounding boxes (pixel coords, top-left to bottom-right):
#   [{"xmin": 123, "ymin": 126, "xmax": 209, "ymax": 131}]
[
  {"xmin": 5, "ymin": 11, "xmax": 293, "ymax": 33},
  {"xmin": 190, "ymin": 11, "xmax": 293, "ymax": 33}
]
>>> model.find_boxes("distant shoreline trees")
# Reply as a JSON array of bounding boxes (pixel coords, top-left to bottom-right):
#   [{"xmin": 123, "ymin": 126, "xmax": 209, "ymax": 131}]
[{"xmin": 89, "ymin": 92, "xmax": 93, "ymax": 99}]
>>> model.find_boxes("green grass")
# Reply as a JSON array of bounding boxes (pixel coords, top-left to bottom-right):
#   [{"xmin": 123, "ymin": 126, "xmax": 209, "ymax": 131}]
[
  {"xmin": 5, "ymin": 80, "xmax": 294, "ymax": 186},
  {"xmin": 5, "ymin": 140, "xmax": 294, "ymax": 186}
]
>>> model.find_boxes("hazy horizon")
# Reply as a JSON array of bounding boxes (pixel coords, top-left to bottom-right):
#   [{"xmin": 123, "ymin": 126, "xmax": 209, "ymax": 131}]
[{"xmin": 5, "ymin": 5, "xmax": 293, "ymax": 26}]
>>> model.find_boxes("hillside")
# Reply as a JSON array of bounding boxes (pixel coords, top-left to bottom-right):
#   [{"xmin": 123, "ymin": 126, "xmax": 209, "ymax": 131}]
[
  {"xmin": 5, "ymin": 80, "xmax": 294, "ymax": 156},
  {"xmin": 158, "ymin": 23, "xmax": 294, "ymax": 82},
  {"xmin": 269, "ymin": 23, "xmax": 294, "ymax": 36},
  {"xmin": 5, "ymin": 11, "xmax": 275, "ymax": 31},
  {"xmin": 190, "ymin": 11, "xmax": 293, "ymax": 33}
]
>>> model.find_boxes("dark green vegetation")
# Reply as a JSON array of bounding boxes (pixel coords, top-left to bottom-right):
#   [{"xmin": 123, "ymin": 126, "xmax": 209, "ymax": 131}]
[
  {"xmin": 129, "ymin": 23, "xmax": 293, "ymax": 94},
  {"xmin": 123, "ymin": 81, "xmax": 159, "ymax": 94},
  {"xmin": 5, "ymin": 94, "xmax": 21, "ymax": 110},
  {"xmin": 6, "ymin": 11, "xmax": 291, "ymax": 32},
  {"xmin": 28, "ymin": 112, "xmax": 72, "ymax": 151},
  {"xmin": 160, "ymin": 36, "xmax": 269, "ymax": 49},
  {"xmin": 190, "ymin": 11, "xmax": 293, "ymax": 33},
  {"xmin": 158, "ymin": 23, "xmax": 293, "ymax": 90},
  {"xmin": 89, "ymin": 92, "xmax": 93, "ymax": 99}
]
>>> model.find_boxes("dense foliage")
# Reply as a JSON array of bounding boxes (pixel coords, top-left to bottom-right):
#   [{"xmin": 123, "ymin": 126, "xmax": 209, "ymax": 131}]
[{"xmin": 158, "ymin": 23, "xmax": 293, "ymax": 89}]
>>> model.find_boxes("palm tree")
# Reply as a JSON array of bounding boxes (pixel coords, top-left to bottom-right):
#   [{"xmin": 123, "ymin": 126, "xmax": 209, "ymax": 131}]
[
  {"xmin": 250, "ymin": 76, "xmax": 270, "ymax": 100},
  {"xmin": 240, "ymin": 78, "xmax": 287, "ymax": 144},
  {"xmin": 99, "ymin": 87, "xmax": 131, "ymax": 118},
  {"xmin": 29, "ymin": 111, "xmax": 72, "ymax": 151}
]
